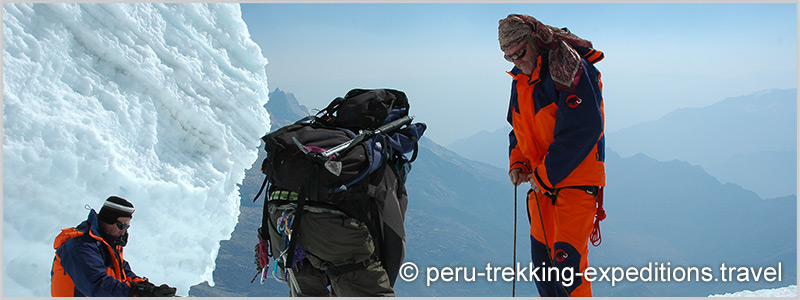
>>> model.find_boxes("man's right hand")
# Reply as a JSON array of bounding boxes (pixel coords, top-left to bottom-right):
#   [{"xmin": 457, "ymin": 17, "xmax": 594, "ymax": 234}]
[
  {"xmin": 152, "ymin": 284, "xmax": 177, "ymax": 297},
  {"xmin": 129, "ymin": 281, "xmax": 154, "ymax": 297},
  {"xmin": 129, "ymin": 281, "xmax": 177, "ymax": 297},
  {"xmin": 509, "ymin": 168, "xmax": 531, "ymax": 187}
]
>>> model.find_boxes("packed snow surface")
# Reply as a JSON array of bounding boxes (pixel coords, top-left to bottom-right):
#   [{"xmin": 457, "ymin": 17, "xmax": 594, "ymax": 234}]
[
  {"xmin": 709, "ymin": 285, "xmax": 797, "ymax": 297},
  {"xmin": 3, "ymin": 3, "xmax": 270, "ymax": 296}
]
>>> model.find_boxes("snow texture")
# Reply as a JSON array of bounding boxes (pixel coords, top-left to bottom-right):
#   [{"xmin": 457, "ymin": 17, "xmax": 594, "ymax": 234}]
[
  {"xmin": 3, "ymin": 3, "xmax": 270, "ymax": 296},
  {"xmin": 709, "ymin": 285, "xmax": 797, "ymax": 297}
]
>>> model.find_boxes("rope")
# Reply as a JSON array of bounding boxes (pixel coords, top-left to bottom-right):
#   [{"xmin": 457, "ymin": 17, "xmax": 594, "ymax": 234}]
[
  {"xmin": 533, "ymin": 191, "xmax": 551, "ymax": 261},
  {"xmin": 590, "ymin": 187, "xmax": 605, "ymax": 247}
]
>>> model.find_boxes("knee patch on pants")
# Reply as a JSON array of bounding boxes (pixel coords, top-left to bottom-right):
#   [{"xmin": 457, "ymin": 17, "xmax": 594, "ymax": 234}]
[{"xmin": 553, "ymin": 242, "xmax": 583, "ymax": 294}]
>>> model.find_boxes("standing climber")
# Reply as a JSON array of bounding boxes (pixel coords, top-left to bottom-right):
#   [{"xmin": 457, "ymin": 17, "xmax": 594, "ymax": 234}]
[{"xmin": 499, "ymin": 13, "xmax": 607, "ymax": 297}]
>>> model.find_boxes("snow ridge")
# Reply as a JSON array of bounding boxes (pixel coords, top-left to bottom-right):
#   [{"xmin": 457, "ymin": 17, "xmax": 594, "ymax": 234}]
[{"xmin": 709, "ymin": 285, "xmax": 797, "ymax": 297}]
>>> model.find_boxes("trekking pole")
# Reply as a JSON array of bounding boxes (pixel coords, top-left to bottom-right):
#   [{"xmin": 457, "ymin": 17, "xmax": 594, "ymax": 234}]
[{"xmin": 512, "ymin": 185, "xmax": 518, "ymax": 297}]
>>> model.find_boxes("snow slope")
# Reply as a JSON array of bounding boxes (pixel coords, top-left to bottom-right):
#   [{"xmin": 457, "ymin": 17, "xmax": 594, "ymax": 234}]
[
  {"xmin": 3, "ymin": 3, "xmax": 269, "ymax": 296},
  {"xmin": 709, "ymin": 285, "xmax": 797, "ymax": 297}
]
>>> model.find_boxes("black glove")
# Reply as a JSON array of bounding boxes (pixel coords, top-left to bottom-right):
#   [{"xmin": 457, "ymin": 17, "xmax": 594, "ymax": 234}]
[
  {"xmin": 129, "ymin": 281, "xmax": 155, "ymax": 297},
  {"xmin": 141, "ymin": 278, "xmax": 157, "ymax": 288},
  {"xmin": 152, "ymin": 284, "xmax": 177, "ymax": 297},
  {"xmin": 129, "ymin": 281, "xmax": 177, "ymax": 297}
]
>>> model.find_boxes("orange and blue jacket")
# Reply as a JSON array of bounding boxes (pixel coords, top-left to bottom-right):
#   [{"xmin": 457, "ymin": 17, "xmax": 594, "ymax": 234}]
[
  {"xmin": 507, "ymin": 48, "xmax": 606, "ymax": 192},
  {"xmin": 51, "ymin": 209, "xmax": 144, "ymax": 297}
]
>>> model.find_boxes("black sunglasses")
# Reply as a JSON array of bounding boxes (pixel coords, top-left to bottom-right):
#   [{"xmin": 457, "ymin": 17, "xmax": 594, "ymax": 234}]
[
  {"xmin": 504, "ymin": 46, "xmax": 527, "ymax": 62},
  {"xmin": 115, "ymin": 221, "xmax": 131, "ymax": 230}
]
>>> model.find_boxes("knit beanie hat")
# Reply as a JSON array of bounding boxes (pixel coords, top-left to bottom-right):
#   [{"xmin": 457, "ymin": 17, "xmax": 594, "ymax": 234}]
[{"xmin": 98, "ymin": 196, "xmax": 135, "ymax": 224}]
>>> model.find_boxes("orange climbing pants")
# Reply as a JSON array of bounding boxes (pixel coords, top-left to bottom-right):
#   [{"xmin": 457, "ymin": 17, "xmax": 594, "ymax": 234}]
[{"xmin": 528, "ymin": 188, "xmax": 598, "ymax": 297}]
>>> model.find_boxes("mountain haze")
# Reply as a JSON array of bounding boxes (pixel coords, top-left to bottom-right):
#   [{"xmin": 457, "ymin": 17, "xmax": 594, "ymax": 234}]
[
  {"xmin": 449, "ymin": 89, "xmax": 797, "ymax": 200},
  {"xmin": 610, "ymin": 88, "xmax": 796, "ymax": 199},
  {"xmin": 447, "ymin": 125, "xmax": 511, "ymax": 170},
  {"xmin": 598, "ymin": 151, "xmax": 795, "ymax": 296},
  {"xmin": 264, "ymin": 87, "xmax": 311, "ymax": 127}
]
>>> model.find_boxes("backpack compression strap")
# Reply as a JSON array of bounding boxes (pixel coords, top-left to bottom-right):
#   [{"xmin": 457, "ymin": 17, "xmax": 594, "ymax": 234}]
[{"xmin": 284, "ymin": 163, "xmax": 319, "ymax": 270}]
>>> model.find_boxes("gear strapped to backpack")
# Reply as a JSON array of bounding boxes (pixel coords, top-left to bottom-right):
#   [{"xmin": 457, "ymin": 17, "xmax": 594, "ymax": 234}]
[{"xmin": 252, "ymin": 88, "xmax": 426, "ymax": 287}]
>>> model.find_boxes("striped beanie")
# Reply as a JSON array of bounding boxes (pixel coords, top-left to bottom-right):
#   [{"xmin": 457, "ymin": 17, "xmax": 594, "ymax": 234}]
[{"xmin": 97, "ymin": 196, "xmax": 135, "ymax": 224}]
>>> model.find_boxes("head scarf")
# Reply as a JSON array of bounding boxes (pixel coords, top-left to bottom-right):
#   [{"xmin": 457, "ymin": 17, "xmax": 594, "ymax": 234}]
[{"xmin": 499, "ymin": 14, "xmax": 594, "ymax": 92}]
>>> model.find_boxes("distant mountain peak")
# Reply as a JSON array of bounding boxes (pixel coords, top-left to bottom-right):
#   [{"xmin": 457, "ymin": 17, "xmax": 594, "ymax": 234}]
[
  {"xmin": 266, "ymin": 88, "xmax": 311, "ymax": 128},
  {"xmin": 445, "ymin": 125, "xmax": 512, "ymax": 169}
]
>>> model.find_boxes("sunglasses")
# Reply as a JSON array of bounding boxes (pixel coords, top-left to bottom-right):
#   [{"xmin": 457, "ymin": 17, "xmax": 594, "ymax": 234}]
[
  {"xmin": 504, "ymin": 46, "xmax": 527, "ymax": 62},
  {"xmin": 115, "ymin": 221, "xmax": 131, "ymax": 231}
]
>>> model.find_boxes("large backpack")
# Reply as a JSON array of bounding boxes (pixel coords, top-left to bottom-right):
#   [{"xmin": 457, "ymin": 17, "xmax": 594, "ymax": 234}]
[{"xmin": 253, "ymin": 88, "xmax": 425, "ymax": 286}]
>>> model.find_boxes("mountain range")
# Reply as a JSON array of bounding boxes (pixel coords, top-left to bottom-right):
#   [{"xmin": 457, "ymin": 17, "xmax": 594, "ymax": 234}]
[
  {"xmin": 448, "ymin": 89, "xmax": 797, "ymax": 200},
  {"xmin": 610, "ymin": 88, "xmax": 796, "ymax": 199},
  {"xmin": 447, "ymin": 125, "xmax": 512, "ymax": 171},
  {"xmin": 189, "ymin": 88, "xmax": 795, "ymax": 297}
]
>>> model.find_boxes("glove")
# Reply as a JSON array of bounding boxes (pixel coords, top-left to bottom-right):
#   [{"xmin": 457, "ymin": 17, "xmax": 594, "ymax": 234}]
[
  {"xmin": 140, "ymin": 278, "xmax": 157, "ymax": 288},
  {"xmin": 152, "ymin": 284, "xmax": 177, "ymax": 297},
  {"xmin": 129, "ymin": 281, "xmax": 177, "ymax": 297},
  {"xmin": 129, "ymin": 281, "xmax": 155, "ymax": 297}
]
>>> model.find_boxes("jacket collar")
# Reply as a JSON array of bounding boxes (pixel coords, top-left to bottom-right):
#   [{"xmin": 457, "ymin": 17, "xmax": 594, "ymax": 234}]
[
  {"xmin": 507, "ymin": 53, "xmax": 544, "ymax": 86},
  {"xmin": 76, "ymin": 209, "xmax": 106, "ymax": 242}
]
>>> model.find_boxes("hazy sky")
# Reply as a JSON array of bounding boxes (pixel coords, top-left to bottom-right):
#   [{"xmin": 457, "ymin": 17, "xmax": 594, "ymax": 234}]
[{"xmin": 241, "ymin": 3, "xmax": 797, "ymax": 146}]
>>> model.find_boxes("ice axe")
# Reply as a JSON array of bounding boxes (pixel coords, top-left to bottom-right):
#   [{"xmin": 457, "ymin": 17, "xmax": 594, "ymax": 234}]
[{"xmin": 292, "ymin": 115, "xmax": 415, "ymax": 176}]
